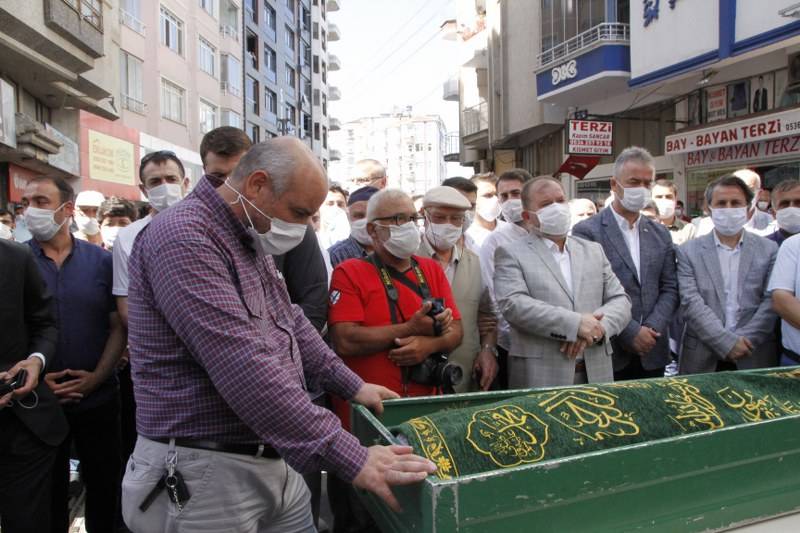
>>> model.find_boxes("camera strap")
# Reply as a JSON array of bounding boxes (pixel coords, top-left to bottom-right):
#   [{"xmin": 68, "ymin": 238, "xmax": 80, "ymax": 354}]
[{"xmin": 362, "ymin": 255, "xmax": 432, "ymax": 325}]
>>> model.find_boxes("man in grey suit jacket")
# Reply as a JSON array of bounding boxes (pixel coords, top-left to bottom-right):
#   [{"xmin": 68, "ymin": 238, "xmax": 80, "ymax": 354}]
[
  {"xmin": 677, "ymin": 175, "xmax": 778, "ymax": 374},
  {"xmin": 495, "ymin": 177, "xmax": 631, "ymax": 388},
  {"xmin": 572, "ymin": 147, "xmax": 679, "ymax": 380}
]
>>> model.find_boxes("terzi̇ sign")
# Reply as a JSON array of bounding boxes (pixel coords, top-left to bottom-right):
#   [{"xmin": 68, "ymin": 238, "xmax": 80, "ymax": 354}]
[
  {"xmin": 664, "ymin": 107, "xmax": 800, "ymax": 155},
  {"xmin": 552, "ymin": 60, "xmax": 577, "ymax": 86},
  {"xmin": 567, "ymin": 119, "xmax": 614, "ymax": 155}
]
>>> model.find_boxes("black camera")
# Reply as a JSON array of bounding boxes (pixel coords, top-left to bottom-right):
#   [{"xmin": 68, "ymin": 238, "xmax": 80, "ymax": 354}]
[{"xmin": 406, "ymin": 298, "xmax": 463, "ymax": 393}]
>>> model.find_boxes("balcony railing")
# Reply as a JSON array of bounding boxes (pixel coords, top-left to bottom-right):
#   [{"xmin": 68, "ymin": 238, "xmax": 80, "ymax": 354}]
[
  {"xmin": 537, "ymin": 22, "xmax": 630, "ymax": 69},
  {"xmin": 220, "ymin": 24, "xmax": 240, "ymax": 42},
  {"xmin": 221, "ymin": 81, "xmax": 241, "ymax": 97},
  {"xmin": 120, "ymin": 8, "xmax": 145, "ymax": 35},
  {"xmin": 121, "ymin": 94, "xmax": 146, "ymax": 114},
  {"xmin": 462, "ymin": 102, "xmax": 488, "ymax": 137},
  {"xmin": 444, "ymin": 132, "xmax": 459, "ymax": 161}
]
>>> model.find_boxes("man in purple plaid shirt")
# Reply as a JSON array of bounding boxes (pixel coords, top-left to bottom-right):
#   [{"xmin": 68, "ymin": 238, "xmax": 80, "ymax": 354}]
[{"xmin": 121, "ymin": 138, "xmax": 435, "ymax": 532}]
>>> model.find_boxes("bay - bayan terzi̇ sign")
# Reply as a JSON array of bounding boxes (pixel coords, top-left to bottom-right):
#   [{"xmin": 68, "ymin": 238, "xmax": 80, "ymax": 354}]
[{"xmin": 394, "ymin": 369, "xmax": 800, "ymax": 479}]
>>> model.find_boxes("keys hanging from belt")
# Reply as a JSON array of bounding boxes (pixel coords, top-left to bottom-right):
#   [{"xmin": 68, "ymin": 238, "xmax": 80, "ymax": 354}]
[{"xmin": 137, "ymin": 442, "xmax": 191, "ymax": 513}]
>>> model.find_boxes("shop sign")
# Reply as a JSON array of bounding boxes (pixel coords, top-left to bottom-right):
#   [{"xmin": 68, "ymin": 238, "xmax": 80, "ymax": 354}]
[
  {"xmin": 665, "ymin": 106, "xmax": 800, "ymax": 155},
  {"xmin": 88, "ymin": 129, "xmax": 135, "ymax": 185},
  {"xmin": 706, "ymin": 86, "xmax": 728, "ymax": 123},
  {"xmin": 685, "ymin": 134, "xmax": 800, "ymax": 168},
  {"xmin": 566, "ymin": 119, "xmax": 613, "ymax": 155},
  {"xmin": 552, "ymin": 60, "xmax": 577, "ymax": 86}
]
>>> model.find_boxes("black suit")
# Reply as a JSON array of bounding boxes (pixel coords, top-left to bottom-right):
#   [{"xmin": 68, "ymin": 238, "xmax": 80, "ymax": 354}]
[{"xmin": 0, "ymin": 239, "xmax": 67, "ymax": 533}]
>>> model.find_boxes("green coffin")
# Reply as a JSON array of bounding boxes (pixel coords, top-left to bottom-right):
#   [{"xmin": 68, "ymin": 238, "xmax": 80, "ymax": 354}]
[{"xmin": 350, "ymin": 367, "xmax": 800, "ymax": 532}]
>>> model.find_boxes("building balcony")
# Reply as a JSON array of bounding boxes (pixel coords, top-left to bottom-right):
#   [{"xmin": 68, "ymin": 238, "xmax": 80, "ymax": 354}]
[
  {"xmin": 329, "ymin": 86, "xmax": 341, "ymax": 100},
  {"xmin": 220, "ymin": 25, "xmax": 240, "ymax": 42},
  {"xmin": 442, "ymin": 76, "xmax": 458, "ymax": 101},
  {"xmin": 537, "ymin": 22, "xmax": 629, "ymax": 70},
  {"xmin": 120, "ymin": 8, "xmax": 146, "ymax": 35},
  {"xmin": 462, "ymin": 102, "xmax": 488, "ymax": 137},
  {"xmin": 121, "ymin": 94, "xmax": 147, "ymax": 115},
  {"xmin": 328, "ymin": 23, "xmax": 341, "ymax": 41},
  {"xmin": 329, "ymin": 148, "xmax": 342, "ymax": 161},
  {"xmin": 328, "ymin": 54, "xmax": 341, "ymax": 71},
  {"xmin": 221, "ymin": 81, "xmax": 241, "ymax": 97},
  {"xmin": 327, "ymin": 0, "xmax": 341, "ymax": 12},
  {"xmin": 444, "ymin": 132, "xmax": 459, "ymax": 162},
  {"xmin": 329, "ymin": 117, "xmax": 342, "ymax": 131}
]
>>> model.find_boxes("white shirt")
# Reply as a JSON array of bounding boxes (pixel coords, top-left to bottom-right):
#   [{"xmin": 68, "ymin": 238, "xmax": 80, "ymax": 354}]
[
  {"xmin": 713, "ymin": 231, "xmax": 743, "ymax": 330},
  {"xmin": 480, "ymin": 220, "xmax": 529, "ymax": 350},
  {"xmin": 112, "ymin": 214, "xmax": 152, "ymax": 296},
  {"xmin": 610, "ymin": 207, "xmax": 641, "ymax": 280},
  {"xmin": 465, "ymin": 222, "xmax": 495, "ymax": 252},
  {"xmin": 768, "ymin": 233, "xmax": 800, "ymax": 352},
  {"xmin": 543, "ymin": 238, "xmax": 572, "ymax": 295},
  {"xmin": 747, "ymin": 209, "xmax": 774, "ymax": 231}
]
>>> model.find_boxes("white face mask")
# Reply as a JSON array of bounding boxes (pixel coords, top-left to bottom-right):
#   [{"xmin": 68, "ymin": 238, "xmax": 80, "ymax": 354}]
[
  {"xmin": 619, "ymin": 186, "xmax": 652, "ymax": 213},
  {"xmin": 777, "ymin": 207, "xmax": 800, "ymax": 234},
  {"xmin": 75, "ymin": 212, "xmax": 100, "ymax": 235},
  {"xmin": 378, "ymin": 221, "xmax": 421, "ymax": 259},
  {"xmin": 101, "ymin": 225, "xmax": 121, "ymax": 249},
  {"xmin": 654, "ymin": 198, "xmax": 676, "ymax": 219},
  {"xmin": 532, "ymin": 202, "xmax": 571, "ymax": 237},
  {"xmin": 0, "ymin": 223, "xmax": 13, "ymax": 240},
  {"xmin": 464, "ymin": 210, "xmax": 475, "ymax": 230},
  {"xmin": 757, "ymin": 201, "xmax": 769, "ymax": 211},
  {"xmin": 224, "ymin": 180, "xmax": 308, "ymax": 256},
  {"xmin": 25, "ymin": 204, "xmax": 67, "ymax": 242},
  {"xmin": 350, "ymin": 218, "xmax": 372, "ymax": 246},
  {"xmin": 147, "ymin": 183, "xmax": 184, "ymax": 212},
  {"xmin": 675, "ymin": 207, "xmax": 684, "ymax": 217},
  {"xmin": 500, "ymin": 198, "xmax": 524, "ymax": 223},
  {"xmin": 476, "ymin": 196, "xmax": 501, "ymax": 222},
  {"xmin": 425, "ymin": 219, "xmax": 463, "ymax": 251},
  {"xmin": 711, "ymin": 207, "xmax": 748, "ymax": 236}
]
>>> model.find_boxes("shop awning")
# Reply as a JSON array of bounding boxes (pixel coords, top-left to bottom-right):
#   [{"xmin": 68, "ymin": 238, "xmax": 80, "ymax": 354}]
[{"xmin": 555, "ymin": 155, "xmax": 601, "ymax": 179}]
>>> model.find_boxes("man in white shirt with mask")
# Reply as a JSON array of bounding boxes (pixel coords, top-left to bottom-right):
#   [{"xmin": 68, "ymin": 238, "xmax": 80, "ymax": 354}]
[
  {"xmin": 73, "ymin": 190, "xmax": 106, "ymax": 247},
  {"xmin": 417, "ymin": 186, "xmax": 499, "ymax": 392},
  {"xmin": 677, "ymin": 175, "xmax": 778, "ymax": 374},
  {"xmin": 765, "ymin": 179, "xmax": 800, "ymax": 247},
  {"xmin": 478, "ymin": 168, "xmax": 534, "ymax": 389},
  {"xmin": 465, "ymin": 173, "xmax": 500, "ymax": 251},
  {"xmin": 112, "ymin": 150, "xmax": 189, "ymax": 325}
]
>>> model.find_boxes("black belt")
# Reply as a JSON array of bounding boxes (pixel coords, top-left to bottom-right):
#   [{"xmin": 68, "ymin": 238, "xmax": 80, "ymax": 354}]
[
  {"xmin": 575, "ymin": 360, "xmax": 586, "ymax": 373},
  {"xmin": 782, "ymin": 346, "xmax": 800, "ymax": 364},
  {"xmin": 152, "ymin": 438, "xmax": 280, "ymax": 459}
]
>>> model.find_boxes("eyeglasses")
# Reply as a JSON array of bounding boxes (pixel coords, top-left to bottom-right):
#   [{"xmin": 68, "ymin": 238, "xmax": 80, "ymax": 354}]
[
  {"xmin": 372, "ymin": 213, "xmax": 421, "ymax": 226},
  {"xmin": 426, "ymin": 212, "xmax": 466, "ymax": 226}
]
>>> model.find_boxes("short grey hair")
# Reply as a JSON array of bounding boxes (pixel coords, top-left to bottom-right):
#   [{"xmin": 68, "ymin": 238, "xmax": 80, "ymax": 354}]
[
  {"xmin": 230, "ymin": 141, "xmax": 299, "ymax": 195},
  {"xmin": 356, "ymin": 158, "xmax": 387, "ymax": 179},
  {"xmin": 366, "ymin": 188, "xmax": 410, "ymax": 222},
  {"xmin": 613, "ymin": 146, "xmax": 656, "ymax": 179}
]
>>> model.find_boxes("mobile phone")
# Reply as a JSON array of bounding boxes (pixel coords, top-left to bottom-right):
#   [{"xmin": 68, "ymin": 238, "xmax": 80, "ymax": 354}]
[{"xmin": 0, "ymin": 369, "xmax": 28, "ymax": 396}]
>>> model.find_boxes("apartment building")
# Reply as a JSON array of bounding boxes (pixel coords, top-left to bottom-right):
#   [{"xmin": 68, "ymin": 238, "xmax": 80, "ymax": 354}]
[
  {"xmin": 0, "ymin": 0, "xmax": 122, "ymax": 203},
  {"xmin": 329, "ymin": 108, "xmax": 447, "ymax": 194},
  {"xmin": 242, "ymin": 0, "xmax": 341, "ymax": 167}
]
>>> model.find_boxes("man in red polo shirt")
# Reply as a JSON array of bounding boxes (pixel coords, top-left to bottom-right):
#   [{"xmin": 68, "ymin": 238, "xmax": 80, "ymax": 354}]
[
  {"xmin": 328, "ymin": 188, "xmax": 463, "ymax": 533},
  {"xmin": 329, "ymin": 188, "xmax": 463, "ymax": 420}
]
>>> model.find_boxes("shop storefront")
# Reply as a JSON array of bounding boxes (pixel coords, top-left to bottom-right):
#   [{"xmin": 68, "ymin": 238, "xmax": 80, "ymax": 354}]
[
  {"xmin": 665, "ymin": 105, "xmax": 800, "ymax": 217},
  {"xmin": 80, "ymin": 111, "xmax": 142, "ymax": 200}
]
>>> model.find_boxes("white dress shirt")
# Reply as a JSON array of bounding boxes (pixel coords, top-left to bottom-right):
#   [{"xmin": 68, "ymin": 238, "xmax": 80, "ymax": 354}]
[
  {"xmin": 465, "ymin": 222, "xmax": 495, "ymax": 252},
  {"xmin": 768, "ymin": 233, "xmax": 800, "ymax": 353},
  {"xmin": 611, "ymin": 207, "xmax": 641, "ymax": 279},
  {"xmin": 713, "ymin": 231, "xmax": 743, "ymax": 330},
  {"xmin": 543, "ymin": 238, "xmax": 572, "ymax": 295},
  {"xmin": 112, "ymin": 214, "xmax": 152, "ymax": 297}
]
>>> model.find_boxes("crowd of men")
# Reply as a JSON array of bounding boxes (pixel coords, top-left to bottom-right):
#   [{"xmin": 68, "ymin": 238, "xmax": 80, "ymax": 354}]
[{"xmin": 2, "ymin": 131, "xmax": 800, "ymax": 533}]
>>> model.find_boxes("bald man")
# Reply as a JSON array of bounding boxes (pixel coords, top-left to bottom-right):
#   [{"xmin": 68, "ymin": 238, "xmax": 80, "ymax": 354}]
[
  {"xmin": 734, "ymin": 169, "xmax": 774, "ymax": 232},
  {"xmin": 495, "ymin": 177, "xmax": 631, "ymax": 387},
  {"xmin": 568, "ymin": 198, "xmax": 597, "ymax": 230},
  {"xmin": 122, "ymin": 138, "xmax": 435, "ymax": 532},
  {"xmin": 351, "ymin": 158, "xmax": 388, "ymax": 190}
]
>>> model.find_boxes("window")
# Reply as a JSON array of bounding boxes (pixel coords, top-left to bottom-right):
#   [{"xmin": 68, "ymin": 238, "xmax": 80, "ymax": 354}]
[
  {"xmin": 285, "ymin": 0, "xmax": 296, "ymax": 12},
  {"xmin": 285, "ymin": 26, "xmax": 295, "ymax": 52},
  {"xmin": 68, "ymin": 0, "xmax": 103, "ymax": 31},
  {"xmin": 264, "ymin": 3, "xmax": 276, "ymax": 32},
  {"xmin": 302, "ymin": 113, "xmax": 312, "ymax": 138},
  {"xmin": 322, "ymin": 126, "xmax": 327, "ymax": 148},
  {"xmin": 286, "ymin": 64, "xmax": 296, "ymax": 88},
  {"xmin": 265, "ymin": 88, "xmax": 277, "ymax": 114},
  {"xmin": 313, "ymin": 22, "xmax": 319, "ymax": 39},
  {"xmin": 313, "ymin": 55, "xmax": 319, "ymax": 74},
  {"xmin": 198, "ymin": 37, "xmax": 216, "ymax": 77},
  {"xmin": 160, "ymin": 7, "xmax": 184, "ymax": 55},
  {"xmin": 161, "ymin": 78, "xmax": 185, "ymax": 123},
  {"xmin": 199, "ymin": 0, "xmax": 215, "ymax": 17},
  {"xmin": 199, "ymin": 100, "xmax": 218, "ymax": 134},
  {"xmin": 302, "ymin": 77, "xmax": 311, "ymax": 101},
  {"xmin": 249, "ymin": 122, "xmax": 260, "ymax": 143},
  {"xmin": 540, "ymin": 0, "xmax": 607, "ymax": 54},
  {"xmin": 322, "ymin": 93, "xmax": 327, "ymax": 116},
  {"xmin": 221, "ymin": 54, "xmax": 242, "ymax": 95},
  {"xmin": 322, "ymin": 61, "xmax": 327, "ymax": 83},
  {"xmin": 284, "ymin": 103, "xmax": 296, "ymax": 125},
  {"xmin": 264, "ymin": 44, "xmax": 277, "ymax": 75},
  {"xmin": 313, "ymin": 88, "xmax": 320, "ymax": 105},
  {"xmin": 221, "ymin": 109, "xmax": 242, "ymax": 128},
  {"xmin": 301, "ymin": 41, "xmax": 311, "ymax": 67},
  {"xmin": 246, "ymin": 31, "xmax": 259, "ymax": 69},
  {"xmin": 121, "ymin": 0, "xmax": 144, "ymax": 33},
  {"xmin": 314, "ymin": 122, "xmax": 320, "ymax": 140},
  {"xmin": 321, "ymin": 29, "xmax": 326, "ymax": 51},
  {"xmin": 120, "ymin": 51, "xmax": 144, "ymax": 113},
  {"xmin": 302, "ymin": 7, "xmax": 311, "ymax": 32},
  {"xmin": 246, "ymin": 0, "xmax": 257, "ymax": 23},
  {"xmin": 246, "ymin": 76, "xmax": 259, "ymax": 114}
]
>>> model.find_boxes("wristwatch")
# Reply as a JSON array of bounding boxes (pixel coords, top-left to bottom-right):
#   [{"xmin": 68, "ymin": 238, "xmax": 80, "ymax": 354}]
[{"xmin": 481, "ymin": 344, "xmax": 499, "ymax": 358}]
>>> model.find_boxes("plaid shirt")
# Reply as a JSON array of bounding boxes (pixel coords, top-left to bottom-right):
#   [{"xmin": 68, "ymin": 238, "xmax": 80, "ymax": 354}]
[
  {"xmin": 128, "ymin": 177, "xmax": 368, "ymax": 481},
  {"xmin": 328, "ymin": 235, "xmax": 368, "ymax": 268}
]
